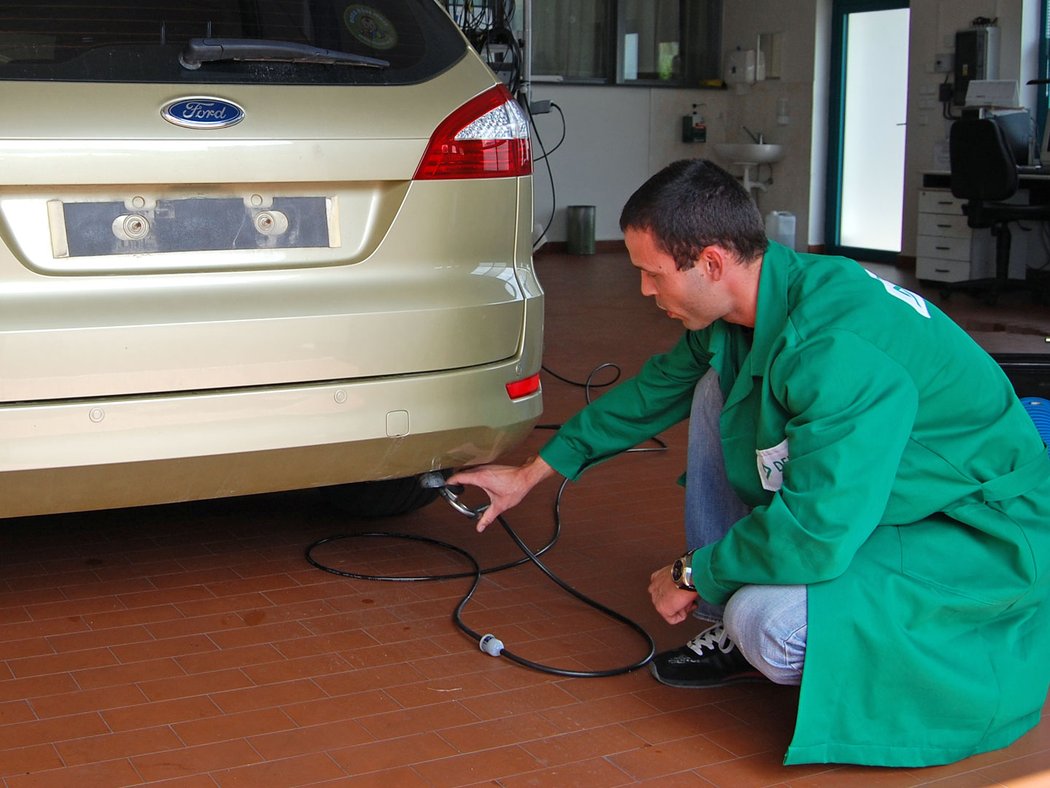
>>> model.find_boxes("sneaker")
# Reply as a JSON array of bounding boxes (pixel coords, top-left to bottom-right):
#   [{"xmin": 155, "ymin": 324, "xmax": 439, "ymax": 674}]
[{"xmin": 648, "ymin": 622, "xmax": 766, "ymax": 688}]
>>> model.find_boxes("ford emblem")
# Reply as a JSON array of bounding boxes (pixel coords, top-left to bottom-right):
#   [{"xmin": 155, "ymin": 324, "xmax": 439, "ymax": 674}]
[{"xmin": 161, "ymin": 97, "xmax": 245, "ymax": 129}]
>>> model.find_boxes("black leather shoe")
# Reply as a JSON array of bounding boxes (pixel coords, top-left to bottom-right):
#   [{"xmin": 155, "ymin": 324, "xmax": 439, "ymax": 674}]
[{"xmin": 649, "ymin": 622, "xmax": 766, "ymax": 688}]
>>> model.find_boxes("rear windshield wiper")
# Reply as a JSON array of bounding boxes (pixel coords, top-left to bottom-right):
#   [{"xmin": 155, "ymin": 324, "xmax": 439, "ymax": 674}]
[{"xmin": 179, "ymin": 38, "xmax": 389, "ymax": 70}]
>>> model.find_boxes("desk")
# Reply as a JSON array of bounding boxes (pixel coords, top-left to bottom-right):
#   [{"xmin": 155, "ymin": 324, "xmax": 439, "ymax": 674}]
[
  {"xmin": 922, "ymin": 170, "xmax": 1050, "ymax": 192},
  {"xmin": 917, "ymin": 171, "xmax": 1050, "ymax": 284}
]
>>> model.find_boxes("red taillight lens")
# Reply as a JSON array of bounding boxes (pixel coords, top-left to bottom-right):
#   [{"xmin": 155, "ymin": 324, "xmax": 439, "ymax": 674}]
[
  {"xmin": 505, "ymin": 373, "xmax": 541, "ymax": 400},
  {"xmin": 414, "ymin": 84, "xmax": 532, "ymax": 180}
]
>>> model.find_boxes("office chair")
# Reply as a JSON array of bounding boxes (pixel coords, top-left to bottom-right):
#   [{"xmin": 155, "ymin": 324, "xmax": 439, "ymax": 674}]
[{"xmin": 948, "ymin": 117, "xmax": 1050, "ymax": 304}]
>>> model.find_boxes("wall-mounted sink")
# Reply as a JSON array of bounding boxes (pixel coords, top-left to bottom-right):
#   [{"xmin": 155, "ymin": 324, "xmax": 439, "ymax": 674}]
[{"xmin": 712, "ymin": 143, "xmax": 785, "ymax": 165}]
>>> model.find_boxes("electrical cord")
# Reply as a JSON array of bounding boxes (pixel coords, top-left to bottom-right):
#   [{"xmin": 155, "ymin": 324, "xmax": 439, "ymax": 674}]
[
  {"xmin": 305, "ymin": 474, "xmax": 656, "ymax": 677},
  {"xmin": 305, "ymin": 363, "xmax": 663, "ymax": 678},
  {"xmin": 528, "ymin": 100, "xmax": 562, "ymax": 250}
]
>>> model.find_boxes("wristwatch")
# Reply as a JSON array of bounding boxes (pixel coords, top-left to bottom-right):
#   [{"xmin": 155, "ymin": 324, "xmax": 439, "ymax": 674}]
[{"xmin": 670, "ymin": 550, "xmax": 696, "ymax": 591}]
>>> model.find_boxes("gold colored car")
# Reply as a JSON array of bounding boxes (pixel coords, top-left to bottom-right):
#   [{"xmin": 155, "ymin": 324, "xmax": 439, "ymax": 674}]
[{"xmin": 0, "ymin": 1, "xmax": 543, "ymax": 518}]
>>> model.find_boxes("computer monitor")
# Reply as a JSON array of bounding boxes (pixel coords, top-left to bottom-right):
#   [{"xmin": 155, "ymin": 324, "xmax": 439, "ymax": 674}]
[
  {"xmin": 1039, "ymin": 117, "xmax": 1050, "ymax": 166},
  {"xmin": 990, "ymin": 109, "xmax": 1033, "ymax": 166}
]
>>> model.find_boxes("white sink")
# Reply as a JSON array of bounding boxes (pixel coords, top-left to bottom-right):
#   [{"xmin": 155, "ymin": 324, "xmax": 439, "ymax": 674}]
[{"xmin": 712, "ymin": 143, "xmax": 785, "ymax": 165}]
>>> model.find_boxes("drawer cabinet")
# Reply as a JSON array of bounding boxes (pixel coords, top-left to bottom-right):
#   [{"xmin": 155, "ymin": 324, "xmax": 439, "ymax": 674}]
[{"xmin": 915, "ymin": 189, "xmax": 971, "ymax": 282}]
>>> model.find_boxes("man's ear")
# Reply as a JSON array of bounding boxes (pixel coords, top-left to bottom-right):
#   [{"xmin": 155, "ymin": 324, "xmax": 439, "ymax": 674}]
[{"xmin": 699, "ymin": 245, "xmax": 730, "ymax": 280}]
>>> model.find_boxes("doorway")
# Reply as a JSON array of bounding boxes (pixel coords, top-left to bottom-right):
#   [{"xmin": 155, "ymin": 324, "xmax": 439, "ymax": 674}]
[{"xmin": 826, "ymin": 0, "xmax": 910, "ymax": 261}]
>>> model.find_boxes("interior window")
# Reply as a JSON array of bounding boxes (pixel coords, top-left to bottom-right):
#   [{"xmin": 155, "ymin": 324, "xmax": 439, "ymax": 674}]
[{"xmin": 530, "ymin": 0, "xmax": 721, "ymax": 86}]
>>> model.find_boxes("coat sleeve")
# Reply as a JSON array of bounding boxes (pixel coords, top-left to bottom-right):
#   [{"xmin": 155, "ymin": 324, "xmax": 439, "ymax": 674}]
[
  {"xmin": 692, "ymin": 329, "xmax": 920, "ymax": 604},
  {"xmin": 539, "ymin": 332, "xmax": 712, "ymax": 480}
]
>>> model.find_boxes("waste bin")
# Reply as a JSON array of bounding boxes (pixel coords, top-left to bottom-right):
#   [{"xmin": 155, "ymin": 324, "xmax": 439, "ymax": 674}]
[
  {"xmin": 566, "ymin": 205, "xmax": 596, "ymax": 255},
  {"xmin": 764, "ymin": 210, "xmax": 796, "ymax": 251}
]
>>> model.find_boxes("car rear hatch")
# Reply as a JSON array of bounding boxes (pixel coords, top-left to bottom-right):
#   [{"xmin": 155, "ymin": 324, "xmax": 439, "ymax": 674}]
[{"xmin": 0, "ymin": 0, "xmax": 535, "ymax": 404}]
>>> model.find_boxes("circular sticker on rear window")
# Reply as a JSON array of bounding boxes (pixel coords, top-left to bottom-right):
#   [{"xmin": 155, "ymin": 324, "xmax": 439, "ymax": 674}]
[{"xmin": 344, "ymin": 5, "xmax": 397, "ymax": 50}]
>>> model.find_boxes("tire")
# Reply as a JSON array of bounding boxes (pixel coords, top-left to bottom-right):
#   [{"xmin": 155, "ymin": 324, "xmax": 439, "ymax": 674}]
[{"xmin": 322, "ymin": 474, "xmax": 442, "ymax": 518}]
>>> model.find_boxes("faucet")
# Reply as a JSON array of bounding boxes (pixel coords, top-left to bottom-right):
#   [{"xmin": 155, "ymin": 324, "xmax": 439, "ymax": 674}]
[{"xmin": 743, "ymin": 126, "xmax": 765, "ymax": 144}]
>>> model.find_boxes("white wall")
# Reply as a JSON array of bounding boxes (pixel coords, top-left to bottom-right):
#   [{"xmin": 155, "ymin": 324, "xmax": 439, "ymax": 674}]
[
  {"xmin": 530, "ymin": 0, "xmax": 1036, "ymax": 255},
  {"xmin": 529, "ymin": 0, "xmax": 818, "ymax": 247}
]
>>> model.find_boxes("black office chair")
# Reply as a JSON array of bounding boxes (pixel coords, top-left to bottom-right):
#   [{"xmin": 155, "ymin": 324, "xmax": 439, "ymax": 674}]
[{"xmin": 948, "ymin": 117, "xmax": 1050, "ymax": 304}]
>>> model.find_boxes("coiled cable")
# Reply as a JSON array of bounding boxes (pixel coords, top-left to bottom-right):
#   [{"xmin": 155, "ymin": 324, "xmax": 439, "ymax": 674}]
[{"xmin": 305, "ymin": 363, "xmax": 664, "ymax": 677}]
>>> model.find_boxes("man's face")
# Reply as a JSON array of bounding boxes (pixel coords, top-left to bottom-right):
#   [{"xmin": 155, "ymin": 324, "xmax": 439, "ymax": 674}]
[{"xmin": 625, "ymin": 227, "xmax": 727, "ymax": 331}]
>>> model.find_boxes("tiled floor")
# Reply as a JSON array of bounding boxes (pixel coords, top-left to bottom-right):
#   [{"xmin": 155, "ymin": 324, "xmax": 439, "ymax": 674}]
[{"xmin": 1, "ymin": 248, "xmax": 1048, "ymax": 786}]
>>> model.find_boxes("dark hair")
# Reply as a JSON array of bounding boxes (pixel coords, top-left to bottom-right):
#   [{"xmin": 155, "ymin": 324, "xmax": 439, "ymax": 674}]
[{"xmin": 619, "ymin": 159, "xmax": 768, "ymax": 270}]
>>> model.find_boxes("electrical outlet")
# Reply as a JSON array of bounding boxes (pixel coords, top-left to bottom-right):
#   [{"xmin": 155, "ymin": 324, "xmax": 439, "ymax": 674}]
[{"xmin": 934, "ymin": 53, "xmax": 953, "ymax": 73}]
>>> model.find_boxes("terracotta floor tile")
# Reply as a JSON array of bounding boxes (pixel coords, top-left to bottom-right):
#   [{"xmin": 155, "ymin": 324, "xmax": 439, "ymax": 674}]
[
  {"xmin": 175, "ymin": 643, "xmax": 284, "ymax": 675},
  {"xmin": 247, "ymin": 718, "xmax": 374, "ymax": 761},
  {"xmin": 102, "ymin": 695, "xmax": 225, "ymax": 733},
  {"xmin": 137, "ymin": 667, "xmax": 255, "ymax": 703},
  {"xmin": 328, "ymin": 731, "xmax": 458, "ymax": 775},
  {"xmin": 4, "ymin": 758, "xmax": 143, "ymax": 788},
  {"xmin": 80, "ymin": 603, "xmax": 185, "ymax": 630},
  {"xmin": 240, "ymin": 652, "xmax": 353, "ymax": 686},
  {"xmin": 0, "ymin": 700, "xmax": 35, "ymax": 726},
  {"xmin": 172, "ymin": 707, "xmax": 296, "ymax": 747},
  {"xmin": 280, "ymin": 688, "xmax": 400, "ymax": 727},
  {"xmin": 30, "ymin": 683, "xmax": 148, "ymax": 719},
  {"xmin": 72, "ymin": 656, "xmax": 186, "ymax": 691},
  {"xmin": 437, "ymin": 711, "xmax": 563, "ymax": 754},
  {"xmin": 457, "ymin": 682, "xmax": 580, "ymax": 721},
  {"xmin": 131, "ymin": 739, "xmax": 263, "ymax": 782},
  {"xmin": 339, "ymin": 766, "xmax": 431, "ymax": 787},
  {"xmin": 521, "ymin": 723, "xmax": 648, "ymax": 766},
  {"xmin": 607, "ymin": 732, "xmax": 738, "ymax": 780},
  {"xmin": 209, "ymin": 677, "xmax": 328, "ymax": 714},
  {"xmin": 0, "ymin": 744, "xmax": 64, "ymax": 779},
  {"xmin": 45, "ymin": 623, "xmax": 154, "ymax": 653},
  {"xmin": 411, "ymin": 743, "xmax": 544, "ymax": 786},
  {"xmin": 499, "ymin": 757, "xmax": 638, "ymax": 787},
  {"xmin": 212, "ymin": 752, "xmax": 348, "ymax": 786},
  {"xmin": 382, "ymin": 672, "xmax": 504, "ymax": 709},
  {"xmin": 7, "ymin": 645, "xmax": 113, "ymax": 678},
  {"xmin": 357, "ymin": 700, "xmax": 482, "ymax": 741},
  {"xmin": 54, "ymin": 725, "xmax": 184, "ymax": 766},
  {"xmin": 0, "ymin": 711, "xmax": 110, "ymax": 750}
]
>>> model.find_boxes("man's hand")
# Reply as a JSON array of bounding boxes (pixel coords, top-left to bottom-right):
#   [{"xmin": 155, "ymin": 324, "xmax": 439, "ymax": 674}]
[
  {"xmin": 447, "ymin": 455, "xmax": 556, "ymax": 533},
  {"xmin": 649, "ymin": 564, "xmax": 699, "ymax": 624}
]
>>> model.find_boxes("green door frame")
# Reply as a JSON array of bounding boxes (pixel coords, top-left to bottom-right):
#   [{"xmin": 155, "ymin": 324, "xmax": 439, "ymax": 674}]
[{"xmin": 825, "ymin": 0, "xmax": 909, "ymax": 263}]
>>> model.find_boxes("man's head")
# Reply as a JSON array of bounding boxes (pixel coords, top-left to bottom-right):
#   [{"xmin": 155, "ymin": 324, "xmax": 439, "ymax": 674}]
[
  {"xmin": 619, "ymin": 158, "xmax": 768, "ymax": 271},
  {"xmin": 620, "ymin": 160, "xmax": 767, "ymax": 330}
]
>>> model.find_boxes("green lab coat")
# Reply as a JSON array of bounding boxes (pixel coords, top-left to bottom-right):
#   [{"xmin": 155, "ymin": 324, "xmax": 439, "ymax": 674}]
[{"xmin": 540, "ymin": 242, "xmax": 1050, "ymax": 767}]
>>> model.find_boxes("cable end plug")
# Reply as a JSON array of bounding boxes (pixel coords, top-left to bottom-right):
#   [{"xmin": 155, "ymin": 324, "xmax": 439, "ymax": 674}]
[{"xmin": 479, "ymin": 634, "xmax": 504, "ymax": 657}]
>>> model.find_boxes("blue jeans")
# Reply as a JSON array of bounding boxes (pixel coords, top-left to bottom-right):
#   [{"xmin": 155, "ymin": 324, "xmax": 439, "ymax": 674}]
[{"xmin": 684, "ymin": 370, "xmax": 806, "ymax": 686}]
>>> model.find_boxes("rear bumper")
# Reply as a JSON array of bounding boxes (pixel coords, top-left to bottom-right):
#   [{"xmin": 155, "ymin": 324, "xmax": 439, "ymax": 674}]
[{"xmin": 0, "ymin": 350, "xmax": 542, "ymax": 518}]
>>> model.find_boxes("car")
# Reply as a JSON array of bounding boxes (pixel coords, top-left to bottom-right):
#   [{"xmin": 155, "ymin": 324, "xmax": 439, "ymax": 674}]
[{"xmin": 0, "ymin": 0, "xmax": 543, "ymax": 519}]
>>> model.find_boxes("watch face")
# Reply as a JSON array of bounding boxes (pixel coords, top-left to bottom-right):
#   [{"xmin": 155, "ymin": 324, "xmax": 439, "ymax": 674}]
[{"xmin": 671, "ymin": 558, "xmax": 685, "ymax": 583}]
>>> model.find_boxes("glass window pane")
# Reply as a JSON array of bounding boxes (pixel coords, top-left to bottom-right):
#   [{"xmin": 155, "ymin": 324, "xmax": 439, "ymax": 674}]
[
  {"xmin": 619, "ymin": 0, "xmax": 679, "ymax": 82},
  {"xmin": 531, "ymin": 0, "xmax": 610, "ymax": 80},
  {"xmin": 0, "ymin": 0, "xmax": 463, "ymax": 84}
]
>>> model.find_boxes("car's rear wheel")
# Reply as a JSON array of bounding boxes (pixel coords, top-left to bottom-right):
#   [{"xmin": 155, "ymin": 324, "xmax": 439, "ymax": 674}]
[{"xmin": 322, "ymin": 474, "xmax": 442, "ymax": 518}]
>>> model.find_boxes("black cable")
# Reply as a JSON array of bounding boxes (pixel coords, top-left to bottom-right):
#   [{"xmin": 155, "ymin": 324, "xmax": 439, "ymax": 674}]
[
  {"xmin": 305, "ymin": 362, "xmax": 664, "ymax": 678},
  {"xmin": 459, "ymin": 512, "xmax": 654, "ymax": 677},
  {"xmin": 541, "ymin": 361, "xmax": 620, "ymax": 401},
  {"xmin": 305, "ymin": 475, "xmax": 656, "ymax": 677},
  {"xmin": 528, "ymin": 101, "xmax": 559, "ymax": 250},
  {"xmin": 532, "ymin": 103, "xmax": 566, "ymax": 162}
]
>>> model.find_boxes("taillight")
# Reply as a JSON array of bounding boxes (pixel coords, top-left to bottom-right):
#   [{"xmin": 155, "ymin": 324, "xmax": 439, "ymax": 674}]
[
  {"xmin": 414, "ymin": 84, "xmax": 531, "ymax": 180},
  {"xmin": 506, "ymin": 373, "xmax": 541, "ymax": 400}
]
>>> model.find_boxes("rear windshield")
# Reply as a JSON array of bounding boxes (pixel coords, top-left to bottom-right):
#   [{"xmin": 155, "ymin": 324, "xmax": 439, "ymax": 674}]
[{"xmin": 0, "ymin": 1, "xmax": 465, "ymax": 85}]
